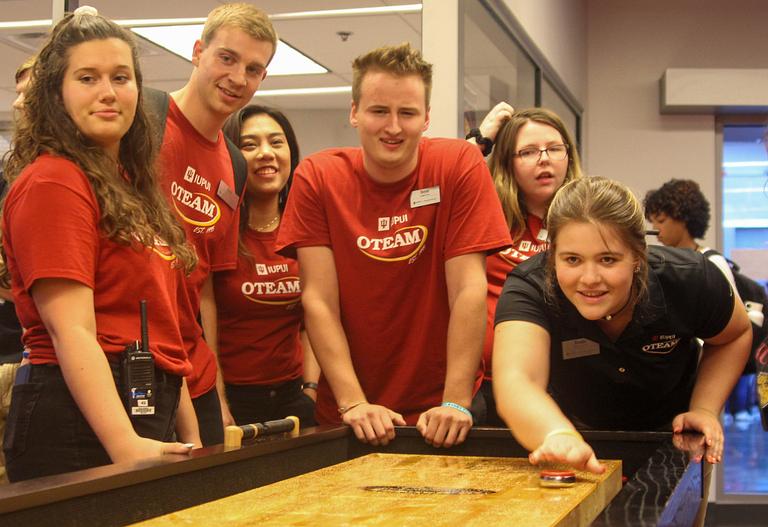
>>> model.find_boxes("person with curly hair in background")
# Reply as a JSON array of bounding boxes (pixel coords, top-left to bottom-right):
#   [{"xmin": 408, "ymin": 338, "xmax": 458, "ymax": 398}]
[
  {"xmin": 644, "ymin": 179, "xmax": 731, "ymax": 275},
  {"xmin": 645, "ymin": 179, "xmax": 761, "ymax": 423}
]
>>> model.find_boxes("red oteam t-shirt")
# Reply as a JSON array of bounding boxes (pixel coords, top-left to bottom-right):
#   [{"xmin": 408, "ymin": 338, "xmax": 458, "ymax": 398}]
[
  {"xmin": 277, "ymin": 137, "xmax": 512, "ymax": 424},
  {"xmin": 483, "ymin": 214, "xmax": 548, "ymax": 379},
  {"xmin": 2, "ymin": 154, "xmax": 190, "ymax": 375},
  {"xmin": 157, "ymin": 98, "xmax": 242, "ymax": 397},
  {"xmin": 214, "ymin": 227, "xmax": 304, "ymax": 385}
]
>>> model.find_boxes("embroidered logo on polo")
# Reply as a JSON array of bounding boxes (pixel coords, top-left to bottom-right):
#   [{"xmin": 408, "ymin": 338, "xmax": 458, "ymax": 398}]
[
  {"xmin": 170, "ymin": 180, "xmax": 221, "ymax": 227},
  {"xmin": 357, "ymin": 225, "xmax": 428, "ymax": 263},
  {"xmin": 241, "ymin": 277, "xmax": 301, "ymax": 306},
  {"xmin": 642, "ymin": 334, "xmax": 681, "ymax": 354}
]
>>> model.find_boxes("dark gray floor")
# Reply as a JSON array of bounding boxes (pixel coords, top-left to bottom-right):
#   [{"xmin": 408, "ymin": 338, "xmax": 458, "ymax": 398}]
[{"xmin": 705, "ymin": 504, "xmax": 767, "ymax": 527}]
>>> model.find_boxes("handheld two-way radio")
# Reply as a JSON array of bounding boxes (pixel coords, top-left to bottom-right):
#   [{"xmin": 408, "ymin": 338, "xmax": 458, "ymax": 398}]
[{"xmin": 123, "ymin": 300, "xmax": 156, "ymax": 416}]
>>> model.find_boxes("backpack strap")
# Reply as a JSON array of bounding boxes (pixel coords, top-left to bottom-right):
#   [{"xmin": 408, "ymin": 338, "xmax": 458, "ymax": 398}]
[
  {"xmin": 701, "ymin": 248, "xmax": 741, "ymax": 272},
  {"xmin": 142, "ymin": 87, "xmax": 170, "ymax": 145},
  {"xmin": 224, "ymin": 135, "xmax": 248, "ymax": 198}
]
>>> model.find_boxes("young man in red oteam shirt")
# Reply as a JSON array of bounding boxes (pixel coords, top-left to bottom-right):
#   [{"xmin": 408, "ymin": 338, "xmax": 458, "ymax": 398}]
[
  {"xmin": 156, "ymin": 3, "xmax": 276, "ymax": 445},
  {"xmin": 276, "ymin": 43, "xmax": 511, "ymax": 448}
]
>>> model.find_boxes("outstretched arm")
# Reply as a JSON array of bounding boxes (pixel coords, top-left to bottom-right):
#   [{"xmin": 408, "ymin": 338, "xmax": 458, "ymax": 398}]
[{"xmin": 493, "ymin": 320, "xmax": 605, "ymax": 473}]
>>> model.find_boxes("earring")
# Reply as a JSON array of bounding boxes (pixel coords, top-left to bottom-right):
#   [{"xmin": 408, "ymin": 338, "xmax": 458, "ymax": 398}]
[{"xmin": 634, "ymin": 266, "xmax": 640, "ymax": 274}]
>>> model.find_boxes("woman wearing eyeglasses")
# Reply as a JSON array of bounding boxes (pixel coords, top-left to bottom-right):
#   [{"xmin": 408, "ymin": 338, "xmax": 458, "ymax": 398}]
[{"xmin": 479, "ymin": 108, "xmax": 583, "ymax": 426}]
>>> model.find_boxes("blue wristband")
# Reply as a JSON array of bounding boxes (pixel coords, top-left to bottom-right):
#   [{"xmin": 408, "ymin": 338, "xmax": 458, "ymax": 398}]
[
  {"xmin": 441, "ymin": 402, "xmax": 472, "ymax": 418},
  {"xmin": 22, "ymin": 349, "xmax": 29, "ymax": 359}
]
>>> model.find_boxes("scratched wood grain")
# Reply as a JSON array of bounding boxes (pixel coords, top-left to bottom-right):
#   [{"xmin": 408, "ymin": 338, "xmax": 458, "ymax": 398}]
[{"xmin": 133, "ymin": 454, "xmax": 622, "ymax": 527}]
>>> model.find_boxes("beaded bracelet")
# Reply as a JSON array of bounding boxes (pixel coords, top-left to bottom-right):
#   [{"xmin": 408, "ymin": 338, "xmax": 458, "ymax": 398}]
[
  {"xmin": 441, "ymin": 402, "xmax": 472, "ymax": 418},
  {"xmin": 338, "ymin": 401, "xmax": 367, "ymax": 415},
  {"xmin": 543, "ymin": 428, "xmax": 583, "ymax": 444}
]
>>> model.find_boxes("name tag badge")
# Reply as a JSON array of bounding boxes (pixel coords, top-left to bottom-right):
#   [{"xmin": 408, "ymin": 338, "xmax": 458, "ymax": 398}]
[
  {"xmin": 536, "ymin": 228, "xmax": 549, "ymax": 243},
  {"xmin": 410, "ymin": 186, "xmax": 441, "ymax": 208},
  {"xmin": 562, "ymin": 338, "xmax": 600, "ymax": 360},
  {"xmin": 217, "ymin": 180, "xmax": 239, "ymax": 210}
]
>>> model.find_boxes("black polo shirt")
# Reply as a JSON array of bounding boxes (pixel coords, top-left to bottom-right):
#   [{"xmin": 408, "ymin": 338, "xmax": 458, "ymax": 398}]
[{"xmin": 495, "ymin": 246, "xmax": 734, "ymax": 431}]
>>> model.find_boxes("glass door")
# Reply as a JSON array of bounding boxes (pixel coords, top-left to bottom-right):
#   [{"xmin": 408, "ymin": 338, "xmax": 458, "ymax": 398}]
[{"xmin": 718, "ymin": 119, "xmax": 768, "ymax": 501}]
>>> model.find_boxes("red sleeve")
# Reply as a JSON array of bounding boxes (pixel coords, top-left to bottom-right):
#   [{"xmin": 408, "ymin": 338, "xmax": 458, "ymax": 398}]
[
  {"xmin": 5, "ymin": 158, "xmax": 100, "ymax": 293},
  {"xmin": 275, "ymin": 156, "xmax": 331, "ymax": 259},
  {"xmin": 442, "ymin": 143, "xmax": 512, "ymax": 260}
]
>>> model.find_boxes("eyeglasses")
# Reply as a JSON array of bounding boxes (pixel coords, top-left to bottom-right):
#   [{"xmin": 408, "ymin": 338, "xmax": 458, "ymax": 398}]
[{"xmin": 514, "ymin": 144, "xmax": 569, "ymax": 164}]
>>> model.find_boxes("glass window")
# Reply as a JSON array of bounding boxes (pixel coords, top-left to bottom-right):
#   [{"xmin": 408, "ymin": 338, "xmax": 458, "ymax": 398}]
[
  {"xmin": 462, "ymin": 1, "xmax": 536, "ymax": 134},
  {"xmin": 719, "ymin": 121, "xmax": 768, "ymax": 500},
  {"xmin": 541, "ymin": 77, "xmax": 580, "ymax": 146},
  {"xmin": 722, "ymin": 124, "xmax": 768, "ymax": 259}
]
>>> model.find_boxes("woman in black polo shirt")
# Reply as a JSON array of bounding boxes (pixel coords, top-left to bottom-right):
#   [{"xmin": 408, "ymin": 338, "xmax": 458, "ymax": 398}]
[{"xmin": 493, "ymin": 176, "xmax": 750, "ymax": 474}]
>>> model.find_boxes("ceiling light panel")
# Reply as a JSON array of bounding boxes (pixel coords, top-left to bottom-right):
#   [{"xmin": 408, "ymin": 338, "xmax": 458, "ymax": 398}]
[{"xmin": 131, "ymin": 25, "xmax": 327, "ymax": 76}]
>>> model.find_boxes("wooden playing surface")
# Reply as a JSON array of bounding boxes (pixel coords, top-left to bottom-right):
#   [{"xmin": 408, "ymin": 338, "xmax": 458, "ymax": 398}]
[{"xmin": 134, "ymin": 454, "xmax": 622, "ymax": 527}]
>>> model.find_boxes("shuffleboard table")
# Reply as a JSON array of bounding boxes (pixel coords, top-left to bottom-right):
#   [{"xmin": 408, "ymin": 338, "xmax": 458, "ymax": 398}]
[{"xmin": 0, "ymin": 426, "xmax": 706, "ymax": 527}]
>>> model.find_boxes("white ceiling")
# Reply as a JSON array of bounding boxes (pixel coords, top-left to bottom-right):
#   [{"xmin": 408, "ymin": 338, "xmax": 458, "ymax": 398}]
[{"xmin": 0, "ymin": 0, "xmax": 423, "ymax": 122}]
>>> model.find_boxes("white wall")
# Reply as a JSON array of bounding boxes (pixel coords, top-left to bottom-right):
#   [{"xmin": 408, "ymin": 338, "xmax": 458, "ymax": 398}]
[
  {"xmin": 502, "ymin": 0, "xmax": 589, "ymax": 106},
  {"xmin": 286, "ymin": 108, "xmax": 360, "ymax": 158},
  {"xmin": 586, "ymin": 0, "xmax": 768, "ymax": 250}
]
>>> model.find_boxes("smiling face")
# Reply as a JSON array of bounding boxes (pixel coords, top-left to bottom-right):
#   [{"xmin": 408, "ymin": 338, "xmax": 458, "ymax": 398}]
[
  {"xmin": 350, "ymin": 71, "xmax": 430, "ymax": 183},
  {"xmin": 239, "ymin": 113, "xmax": 291, "ymax": 201},
  {"xmin": 61, "ymin": 38, "xmax": 138, "ymax": 158},
  {"xmin": 555, "ymin": 222, "xmax": 638, "ymax": 321},
  {"xmin": 512, "ymin": 121, "xmax": 569, "ymax": 217},
  {"xmin": 192, "ymin": 26, "xmax": 272, "ymax": 121}
]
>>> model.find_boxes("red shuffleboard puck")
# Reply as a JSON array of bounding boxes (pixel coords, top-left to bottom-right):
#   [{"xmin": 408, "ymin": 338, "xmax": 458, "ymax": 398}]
[{"xmin": 539, "ymin": 470, "xmax": 576, "ymax": 488}]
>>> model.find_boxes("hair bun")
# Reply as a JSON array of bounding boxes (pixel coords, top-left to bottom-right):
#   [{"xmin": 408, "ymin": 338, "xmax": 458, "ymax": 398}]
[{"xmin": 73, "ymin": 5, "xmax": 99, "ymax": 16}]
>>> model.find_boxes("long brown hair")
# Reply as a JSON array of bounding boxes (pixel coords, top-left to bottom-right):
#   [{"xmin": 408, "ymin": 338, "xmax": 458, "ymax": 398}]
[
  {"xmin": 1, "ymin": 11, "xmax": 196, "ymax": 286},
  {"xmin": 488, "ymin": 108, "xmax": 583, "ymax": 242}
]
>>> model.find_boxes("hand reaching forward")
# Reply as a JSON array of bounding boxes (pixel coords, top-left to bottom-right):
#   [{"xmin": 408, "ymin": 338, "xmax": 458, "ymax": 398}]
[{"xmin": 529, "ymin": 432, "xmax": 605, "ymax": 474}]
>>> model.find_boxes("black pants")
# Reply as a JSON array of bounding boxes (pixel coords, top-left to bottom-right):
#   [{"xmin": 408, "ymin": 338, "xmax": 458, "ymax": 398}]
[
  {"xmin": 192, "ymin": 386, "xmax": 225, "ymax": 447},
  {"xmin": 4, "ymin": 361, "xmax": 181, "ymax": 483},
  {"xmin": 225, "ymin": 377, "xmax": 317, "ymax": 429}
]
